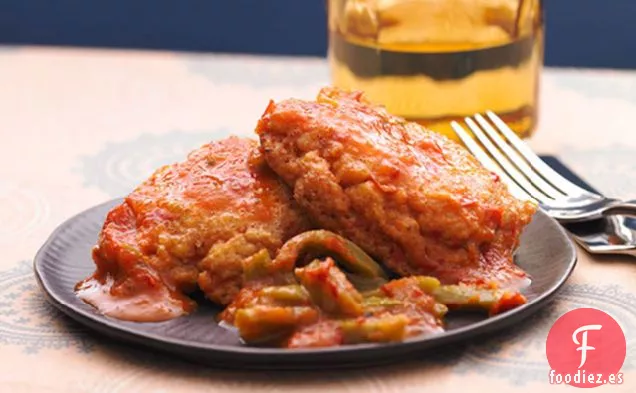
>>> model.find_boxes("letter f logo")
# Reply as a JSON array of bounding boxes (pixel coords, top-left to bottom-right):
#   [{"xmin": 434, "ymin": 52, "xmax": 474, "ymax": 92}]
[{"xmin": 572, "ymin": 324, "xmax": 602, "ymax": 368}]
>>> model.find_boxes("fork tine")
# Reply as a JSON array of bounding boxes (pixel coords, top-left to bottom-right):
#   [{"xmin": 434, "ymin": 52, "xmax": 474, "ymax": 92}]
[
  {"xmin": 474, "ymin": 114, "xmax": 563, "ymax": 199},
  {"xmin": 485, "ymin": 111, "xmax": 594, "ymax": 197},
  {"xmin": 451, "ymin": 121, "xmax": 531, "ymax": 202},
  {"xmin": 464, "ymin": 117, "xmax": 552, "ymax": 203}
]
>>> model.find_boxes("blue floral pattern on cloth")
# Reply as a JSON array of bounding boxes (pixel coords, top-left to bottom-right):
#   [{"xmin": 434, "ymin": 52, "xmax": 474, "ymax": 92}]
[
  {"xmin": 76, "ymin": 131, "xmax": 231, "ymax": 197},
  {"xmin": 0, "ymin": 182, "xmax": 50, "ymax": 244},
  {"xmin": 0, "ymin": 261, "xmax": 93, "ymax": 354},
  {"xmin": 185, "ymin": 55, "xmax": 329, "ymax": 87},
  {"xmin": 451, "ymin": 284, "xmax": 636, "ymax": 385}
]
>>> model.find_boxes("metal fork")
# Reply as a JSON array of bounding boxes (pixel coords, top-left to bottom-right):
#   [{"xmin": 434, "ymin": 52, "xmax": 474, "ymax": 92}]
[
  {"xmin": 565, "ymin": 214, "xmax": 636, "ymax": 257},
  {"xmin": 450, "ymin": 111, "xmax": 636, "ymax": 223}
]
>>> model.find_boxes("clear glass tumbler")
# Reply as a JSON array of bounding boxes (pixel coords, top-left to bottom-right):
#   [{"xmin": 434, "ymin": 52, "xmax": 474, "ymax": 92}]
[{"xmin": 328, "ymin": 0, "xmax": 544, "ymax": 139}]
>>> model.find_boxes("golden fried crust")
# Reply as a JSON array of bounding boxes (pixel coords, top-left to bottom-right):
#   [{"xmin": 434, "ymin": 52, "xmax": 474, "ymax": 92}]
[
  {"xmin": 76, "ymin": 136, "xmax": 311, "ymax": 321},
  {"xmin": 257, "ymin": 88, "xmax": 537, "ymax": 288}
]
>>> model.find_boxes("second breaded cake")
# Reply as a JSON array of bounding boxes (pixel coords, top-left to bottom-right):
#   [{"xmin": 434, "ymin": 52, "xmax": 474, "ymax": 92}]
[{"xmin": 256, "ymin": 87, "xmax": 536, "ymax": 288}]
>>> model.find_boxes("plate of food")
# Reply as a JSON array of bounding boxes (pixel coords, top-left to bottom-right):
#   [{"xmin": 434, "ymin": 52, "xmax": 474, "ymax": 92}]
[{"xmin": 34, "ymin": 88, "xmax": 576, "ymax": 369}]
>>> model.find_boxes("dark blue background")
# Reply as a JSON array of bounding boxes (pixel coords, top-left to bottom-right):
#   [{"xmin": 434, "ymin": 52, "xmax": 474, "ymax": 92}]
[{"xmin": 0, "ymin": 1, "xmax": 634, "ymax": 68}]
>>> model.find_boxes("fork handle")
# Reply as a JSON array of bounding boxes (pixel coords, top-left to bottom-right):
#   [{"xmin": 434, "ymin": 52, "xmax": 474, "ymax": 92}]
[{"xmin": 603, "ymin": 200, "xmax": 636, "ymax": 217}]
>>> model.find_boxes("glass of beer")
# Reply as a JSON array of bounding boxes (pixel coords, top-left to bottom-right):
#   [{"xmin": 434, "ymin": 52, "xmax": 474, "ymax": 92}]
[{"xmin": 328, "ymin": 0, "xmax": 544, "ymax": 139}]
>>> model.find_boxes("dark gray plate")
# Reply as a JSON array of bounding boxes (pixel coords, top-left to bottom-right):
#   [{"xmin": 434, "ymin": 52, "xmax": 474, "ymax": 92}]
[{"xmin": 34, "ymin": 199, "xmax": 576, "ymax": 369}]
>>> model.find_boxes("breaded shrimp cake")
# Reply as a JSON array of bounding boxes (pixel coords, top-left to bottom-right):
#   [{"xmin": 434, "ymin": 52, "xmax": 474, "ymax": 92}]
[
  {"xmin": 256, "ymin": 88, "xmax": 536, "ymax": 288},
  {"xmin": 77, "ymin": 137, "xmax": 311, "ymax": 321}
]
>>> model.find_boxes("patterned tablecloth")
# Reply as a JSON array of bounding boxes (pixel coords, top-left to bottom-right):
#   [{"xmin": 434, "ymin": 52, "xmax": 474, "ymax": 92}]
[{"xmin": 0, "ymin": 46, "xmax": 634, "ymax": 392}]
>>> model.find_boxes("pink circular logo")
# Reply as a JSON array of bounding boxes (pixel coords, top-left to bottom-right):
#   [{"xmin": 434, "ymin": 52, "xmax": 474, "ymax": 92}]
[{"xmin": 546, "ymin": 308, "xmax": 626, "ymax": 388}]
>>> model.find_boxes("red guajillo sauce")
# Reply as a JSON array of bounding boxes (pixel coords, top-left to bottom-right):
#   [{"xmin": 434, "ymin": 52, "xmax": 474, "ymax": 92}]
[
  {"xmin": 220, "ymin": 256, "xmax": 526, "ymax": 348},
  {"xmin": 77, "ymin": 274, "xmax": 193, "ymax": 322}
]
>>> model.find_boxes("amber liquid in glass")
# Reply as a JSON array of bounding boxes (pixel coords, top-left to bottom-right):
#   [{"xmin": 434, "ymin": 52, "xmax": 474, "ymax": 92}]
[{"xmin": 329, "ymin": 0, "xmax": 544, "ymax": 139}]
